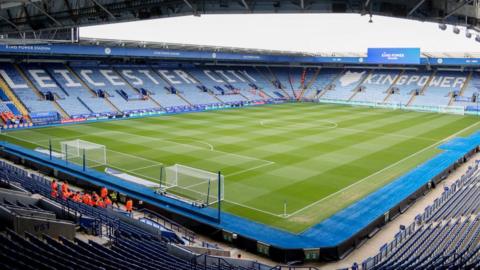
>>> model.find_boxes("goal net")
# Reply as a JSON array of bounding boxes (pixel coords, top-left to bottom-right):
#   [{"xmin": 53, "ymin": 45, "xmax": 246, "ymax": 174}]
[
  {"xmin": 163, "ymin": 164, "xmax": 224, "ymax": 205},
  {"xmin": 60, "ymin": 139, "xmax": 107, "ymax": 167}
]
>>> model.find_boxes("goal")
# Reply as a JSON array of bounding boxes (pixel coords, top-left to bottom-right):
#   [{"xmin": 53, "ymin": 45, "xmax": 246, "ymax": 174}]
[
  {"xmin": 163, "ymin": 164, "xmax": 224, "ymax": 205},
  {"xmin": 60, "ymin": 139, "xmax": 107, "ymax": 167}
]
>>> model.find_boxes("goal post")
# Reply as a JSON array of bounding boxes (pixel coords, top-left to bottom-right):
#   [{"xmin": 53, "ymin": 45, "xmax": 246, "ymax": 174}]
[
  {"xmin": 60, "ymin": 139, "xmax": 107, "ymax": 167},
  {"xmin": 163, "ymin": 164, "xmax": 224, "ymax": 205}
]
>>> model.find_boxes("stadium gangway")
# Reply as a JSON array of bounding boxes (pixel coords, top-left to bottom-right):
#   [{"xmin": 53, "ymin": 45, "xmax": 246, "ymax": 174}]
[{"xmin": 139, "ymin": 207, "xmax": 196, "ymax": 243}]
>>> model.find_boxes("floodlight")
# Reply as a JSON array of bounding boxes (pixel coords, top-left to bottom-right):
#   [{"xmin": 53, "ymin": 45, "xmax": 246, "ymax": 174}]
[
  {"xmin": 466, "ymin": 31, "xmax": 472, "ymax": 38},
  {"xmin": 439, "ymin": 23, "xmax": 447, "ymax": 31},
  {"xmin": 476, "ymin": 35, "xmax": 480, "ymax": 42}
]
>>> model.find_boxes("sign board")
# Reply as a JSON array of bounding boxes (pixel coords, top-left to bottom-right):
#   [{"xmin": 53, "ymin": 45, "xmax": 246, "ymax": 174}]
[{"xmin": 367, "ymin": 48, "xmax": 421, "ymax": 64}]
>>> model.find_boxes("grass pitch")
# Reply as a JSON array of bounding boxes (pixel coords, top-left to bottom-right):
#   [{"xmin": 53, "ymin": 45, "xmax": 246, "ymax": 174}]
[{"xmin": 2, "ymin": 103, "xmax": 479, "ymax": 233}]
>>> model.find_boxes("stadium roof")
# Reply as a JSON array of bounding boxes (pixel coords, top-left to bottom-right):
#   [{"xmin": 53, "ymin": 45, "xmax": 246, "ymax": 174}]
[{"xmin": 0, "ymin": 0, "xmax": 479, "ymax": 37}]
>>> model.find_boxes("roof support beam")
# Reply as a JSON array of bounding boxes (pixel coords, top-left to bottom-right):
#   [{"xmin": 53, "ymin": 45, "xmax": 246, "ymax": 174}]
[
  {"xmin": 443, "ymin": 0, "xmax": 475, "ymax": 20},
  {"xmin": 27, "ymin": 0, "xmax": 62, "ymax": 26},
  {"xmin": 241, "ymin": 0, "xmax": 250, "ymax": 10},
  {"xmin": 0, "ymin": 15, "xmax": 21, "ymax": 32},
  {"xmin": 300, "ymin": 0, "xmax": 304, "ymax": 9},
  {"xmin": 90, "ymin": 0, "xmax": 117, "ymax": 20},
  {"xmin": 407, "ymin": 0, "xmax": 427, "ymax": 17},
  {"xmin": 183, "ymin": 0, "xmax": 193, "ymax": 9}
]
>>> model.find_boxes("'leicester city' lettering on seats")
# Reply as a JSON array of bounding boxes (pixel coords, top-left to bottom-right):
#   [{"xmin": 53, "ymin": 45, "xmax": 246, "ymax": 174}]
[
  {"xmin": 0, "ymin": 63, "xmax": 60, "ymax": 115},
  {"xmin": 73, "ymin": 66, "xmax": 158, "ymax": 113},
  {"xmin": 115, "ymin": 66, "xmax": 187, "ymax": 108},
  {"xmin": 157, "ymin": 68, "xmax": 221, "ymax": 105}
]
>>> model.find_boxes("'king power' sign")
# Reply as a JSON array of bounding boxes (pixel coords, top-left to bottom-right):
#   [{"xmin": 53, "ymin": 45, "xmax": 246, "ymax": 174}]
[{"xmin": 367, "ymin": 48, "xmax": 421, "ymax": 64}]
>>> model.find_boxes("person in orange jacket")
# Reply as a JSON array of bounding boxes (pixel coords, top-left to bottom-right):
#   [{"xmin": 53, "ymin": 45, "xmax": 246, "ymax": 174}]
[
  {"xmin": 95, "ymin": 198, "xmax": 105, "ymax": 208},
  {"xmin": 72, "ymin": 191, "xmax": 82, "ymax": 203},
  {"xmin": 104, "ymin": 197, "xmax": 112, "ymax": 208},
  {"xmin": 61, "ymin": 181, "xmax": 70, "ymax": 200},
  {"xmin": 50, "ymin": 180, "xmax": 58, "ymax": 198},
  {"xmin": 82, "ymin": 193, "xmax": 92, "ymax": 206},
  {"xmin": 125, "ymin": 198, "xmax": 133, "ymax": 214},
  {"xmin": 100, "ymin": 186, "xmax": 108, "ymax": 199}
]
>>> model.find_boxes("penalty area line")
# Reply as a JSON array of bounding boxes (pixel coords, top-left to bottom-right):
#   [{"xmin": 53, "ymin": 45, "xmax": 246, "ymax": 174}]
[
  {"xmin": 225, "ymin": 161, "xmax": 275, "ymax": 177},
  {"xmin": 223, "ymin": 199, "xmax": 285, "ymax": 218}
]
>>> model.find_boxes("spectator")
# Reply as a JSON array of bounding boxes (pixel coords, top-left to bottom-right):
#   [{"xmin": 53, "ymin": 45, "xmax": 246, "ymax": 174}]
[
  {"xmin": 72, "ymin": 191, "xmax": 82, "ymax": 203},
  {"xmin": 95, "ymin": 198, "xmax": 105, "ymax": 208},
  {"xmin": 61, "ymin": 181, "xmax": 70, "ymax": 200},
  {"xmin": 92, "ymin": 191, "xmax": 99, "ymax": 202},
  {"xmin": 50, "ymin": 180, "xmax": 58, "ymax": 198},
  {"xmin": 100, "ymin": 186, "xmax": 108, "ymax": 199},
  {"xmin": 109, "ymin": 191, "xmax": 119, "ymax": 207},
  {"xmin": 82, "ymin": 193, "xmax": 92, "ymax": 206},
  {"xmin": 125, "ymin": 198, "xmax": 133, "ymax": 214},
  {"xmin": 104, "ymin": 196, "xmax": 112, "ymax": 208}
]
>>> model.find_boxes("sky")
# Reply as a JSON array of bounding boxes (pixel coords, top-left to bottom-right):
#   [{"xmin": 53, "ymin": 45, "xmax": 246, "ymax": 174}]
[{"xmin": 80, "ymin": 14, "xmax": 480, "ymax": 53}]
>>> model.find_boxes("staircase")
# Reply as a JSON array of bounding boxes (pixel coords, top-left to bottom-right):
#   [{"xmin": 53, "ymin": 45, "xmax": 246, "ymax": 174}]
[
  {"xmin": 104, "ymin": 96, "xmax": 122, "ymax": 113},
  {"xmin": 382, "ymin": 70, "xmax": 405, "ymax": 103},
  {"xmin": 316, "ymin": 70, "xmax": 344, "ymax": 99},
  {"xmin": 77, "ymin": 97, "xmax": 94, "ymax": 114},
  {"xmin": 113, "ymin": 68, "xmax": 145, "ymax": 96},
  {"xmin": 14, "ymin": 64, "xmax": 44, "ymax": 99},
  {"xmin": 52, "ymin": 101, "xmax": 70, "ymax": 119},
  {"xmin": 257, "ymin": 66, "xmax": 290, "ymax": 99},
  {"xmin": 64, "ymin": 64, "xmax": 98, "ymax": 97},
  {"xmin": 419, "ymin": 71, "xmax": 437, "ymax": 95},
  {"xmin": 347, "ymin": 70, "xmax": 372, "ymax": 101},
  {"xmin": 406, "ymin": 71, "xmax": 436, "ymax": 106},
  {"xmin": 0, "ymin": 76, "xmax": 29, "ymax": 116},
  {"xmin": 458, "ymin": 71, "xmax": 473, "ymax": 97},
  {"xmin": 450, "ymin": 71, "xmax": 473, "ymax": 106},
  {"xmin": 267, "ymin": 66, "xmax": 291, "ymax": 98},
  {"xmin": 176, "ymin": 92, "xmax": 193, "ymax": 106},
  {"xmin": 147, "ymin": 95, "xmax": 164, "ymax": 109},
  {"xmin": 299, "ymin": 68, "xmax": 321, "ymax": 100},
  {"xmin": 207, "ymin": 88, "xmax": 224, "ymax": 103}
]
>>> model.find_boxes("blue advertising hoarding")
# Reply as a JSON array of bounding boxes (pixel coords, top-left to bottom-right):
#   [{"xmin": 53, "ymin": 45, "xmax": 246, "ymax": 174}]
[
  {"xmin": 1, "ymin": 43, "xmax": 480, "ymax": 66},
  {"xmin": 367, "ymin": 48, "xmax": 421, "ymax": 64}
]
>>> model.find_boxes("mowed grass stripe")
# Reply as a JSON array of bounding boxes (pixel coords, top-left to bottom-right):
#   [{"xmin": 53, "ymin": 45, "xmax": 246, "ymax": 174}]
[
  {"xmin": 2, "ymin": 103, "xmax": 478, "ymax": 233},
  {"xmin": 224, "ymin": 111, "xmax": 459, "ymax": 214}
]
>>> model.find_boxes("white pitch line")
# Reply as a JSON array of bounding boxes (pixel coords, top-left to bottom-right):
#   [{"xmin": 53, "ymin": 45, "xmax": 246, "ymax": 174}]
[
  {"xmin": 260, "ymin": 119, "xmax": 338, "ymax": 130},
  {"xmin": 67, "ymin": 126, "xmax": 275, "ymax": 165},
  {"xmin": 12, "ymin": 133, "xmax": 165, "ymax": 167},
  {"xmin": 224, "ymin": 199, "xmax": 284, "ymax": 217},
  {"xmin": 336, "ymin": 127, "xmax": 440, "ymax": 142},
  {"xmin": 285, "ymin": 120, "xmax": 480, "ymax": 218},
  {"xmin": 129, "ymin": 163, "xmax": 164, "ymax": 172},
  {"xmin": 225, "ymin": 161, "xmax": 276, "ymax": 177},
  {"xmin": 167, "ymin": 138, "xmax": 214, "ymax": 151}
]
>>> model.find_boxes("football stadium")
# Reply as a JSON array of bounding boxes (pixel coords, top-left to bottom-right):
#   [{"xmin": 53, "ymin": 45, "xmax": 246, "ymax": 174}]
[{"xmin": 0, "ymin": 1, "xmax": 479, "ymax": 270}]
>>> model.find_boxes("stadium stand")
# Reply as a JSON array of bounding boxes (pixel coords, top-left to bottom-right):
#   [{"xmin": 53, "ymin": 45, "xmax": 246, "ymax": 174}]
[
  {"xmin": 211, "ymin": 66, "xmax": 266, "ymax": 101},
  {"xmin": 384, "ymin": 71, "xmax": 432, "ymax": 106},
  {"xmin": 359, "ymin": 163, "xmax": 480, "ymax": 269},
  {"xmin": 321, "ymin": 69, "xmax": 369, "ymax": 101},
  {"xmin": 114, "ymin": 65, "xmax": 190, "ymax": 110},
  {"xmin": 155, "ymin": 67, "xmax": 222, "ymax": 106},
  {"xmin": 0, "ymin": 160, "xmax": 275, "ymax": 270},
  {"xmin": 0, "ymin": 63, "xmax": 60, "ymax": 115},
  {"xmin": 351, "ymin": 70, "xmax": 401, "ymax": 103},
  {"xmin": 411, "ymin": 71, "xmax": 467, "ymax": 107},
  {"xmin": 2, "ymin": 62, "xmax": 480, "ymax": 126},
  {"xmin": 302, "ymin": 68, "xmax": 342, "ymax": 99}
]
